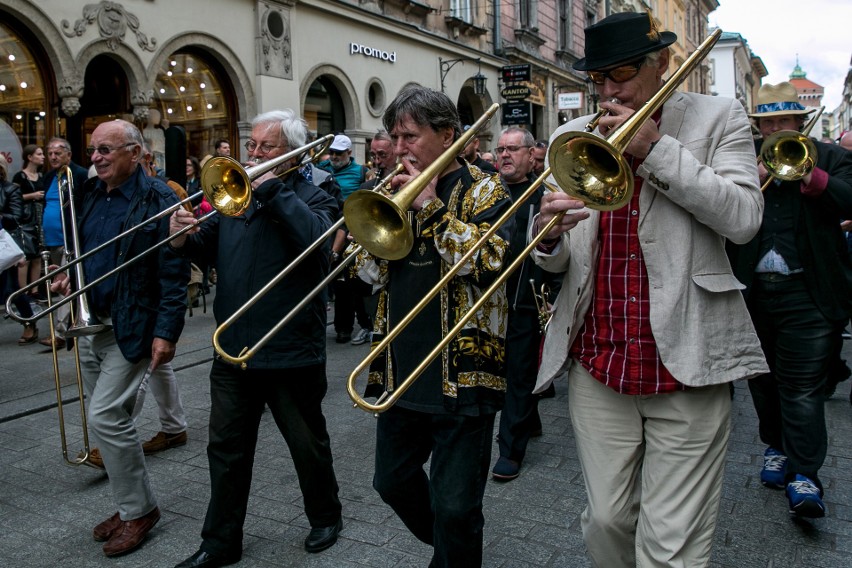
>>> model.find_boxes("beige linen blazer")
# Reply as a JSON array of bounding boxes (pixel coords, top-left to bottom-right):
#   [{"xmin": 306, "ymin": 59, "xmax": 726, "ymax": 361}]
[{"xmin": 533, "ymin": 91, "xmax": 769, "ymax": 391}]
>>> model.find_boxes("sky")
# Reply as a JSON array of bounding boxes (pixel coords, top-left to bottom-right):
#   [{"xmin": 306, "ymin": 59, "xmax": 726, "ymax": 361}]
[{"xmin": 709, "ymin": 0, "xmax": 851, "ymax": 111}]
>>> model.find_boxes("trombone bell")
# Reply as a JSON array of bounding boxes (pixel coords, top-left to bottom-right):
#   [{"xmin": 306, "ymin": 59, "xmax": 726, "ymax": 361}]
[
  {"xmin": 760, "ymin": 131, "xmax": 817, "ymax": 182},
  {"xmin": 549, "ymin": 132, "xmax": 633, "ymax": 211},
  {"xmin": 343, "ymin": 191, "xmax": 413, "ymax": 261},
  {"xmin": 200, "ymin": 157, "xmax": 252, "ymax": 217}
]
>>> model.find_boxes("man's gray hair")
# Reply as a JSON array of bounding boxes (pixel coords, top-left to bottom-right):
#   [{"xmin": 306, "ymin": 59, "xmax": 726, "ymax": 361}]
[
  {"xmin": 373, "ymin": 130, "xmax": 392, "ymax": 143},
  {"xmin": 47, "ymin": 137, "xmax": 71, "ymax": 152},
  {"xmin": 500, "ymin": 126, "xmax": 535, "ymax": 147},
  {"xmin": 252, "ymin": 109, "xmax": 308, "ymax": 149},
  {"xmin": 115, "ymin": 119, "xmax": 144, "ymax": 148},
  {"xmin": 383, "ymin": 84, "xmax": 461, "ymax": 140}
]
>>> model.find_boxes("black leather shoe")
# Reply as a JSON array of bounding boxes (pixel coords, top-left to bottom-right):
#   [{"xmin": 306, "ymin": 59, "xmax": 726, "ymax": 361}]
[
  {"xmin": 174, "ymin": 549, "xmax": 240, "ymax": 568},
  {"xmin": 304, "ymin": 518, "xmax": 342, "ymax": 553}
]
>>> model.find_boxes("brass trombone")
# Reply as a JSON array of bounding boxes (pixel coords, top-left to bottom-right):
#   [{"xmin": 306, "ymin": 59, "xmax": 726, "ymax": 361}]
[
  {"xmin": 212, "ymin": 163, "xmax": 404, "ymax": 368},
  {"xmin": 5, "ymin": 135, "xmax": 334, "ymax": 327},
  {"xmin": 759, "ymin": 106, "xmax": 823, "ymax": 191},
  {"xmin": 346, "ymin": 29, "xmax": 721, "ymax": 414},
  {"xmin": 343, "ymin": 103, "xmax": 500, "ymax": 260}
]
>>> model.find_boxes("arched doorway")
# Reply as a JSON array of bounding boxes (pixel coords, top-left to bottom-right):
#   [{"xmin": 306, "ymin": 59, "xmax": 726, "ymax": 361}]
[
  {"xmin": 67, "ymin": 54, "xmax": 131, "ymax": 164},
  {"xmin": 305, "ymin": 76, "xmax": 346, "ymax": 136},
  {"xmin": 153, "ymin": 49, "xmax": 235, "ymax": 162}
]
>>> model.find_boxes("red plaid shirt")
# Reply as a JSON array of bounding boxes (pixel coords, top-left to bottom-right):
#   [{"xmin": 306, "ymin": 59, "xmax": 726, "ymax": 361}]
[{"xmin": 570, "ymin": 152, "xmax": 683, "ymax": 395}]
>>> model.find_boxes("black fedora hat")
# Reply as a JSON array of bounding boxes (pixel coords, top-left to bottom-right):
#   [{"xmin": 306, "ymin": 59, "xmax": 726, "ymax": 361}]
[{"xmin": 574, "ymin": 12, "xmax": 677, "ymax": 71}]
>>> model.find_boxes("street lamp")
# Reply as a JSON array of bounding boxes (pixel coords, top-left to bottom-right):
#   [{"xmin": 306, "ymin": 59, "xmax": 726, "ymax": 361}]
[{"xmin": 439, "ymin": 57, "xmax": 487, "ymax": 97}]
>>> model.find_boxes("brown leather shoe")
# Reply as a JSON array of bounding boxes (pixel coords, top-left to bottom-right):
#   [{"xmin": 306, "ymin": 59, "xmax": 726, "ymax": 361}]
[
  {"xmin": 77, "ymin": 447, "xmax": 105, "ymax": 469},
  {"xmin": 39, "ymin": 336, "xmax": 66, "ymax": 349},
  {"xmin": 93, "ymin": 512, "xmax": 121, "ymax": 542},
  {"xmin": 142, "ymin": 430, "xmax": 188, "ymax": 455},
  {"xmin": 102, "ymin": 507, "xmax": 160, "ymax": 557}
]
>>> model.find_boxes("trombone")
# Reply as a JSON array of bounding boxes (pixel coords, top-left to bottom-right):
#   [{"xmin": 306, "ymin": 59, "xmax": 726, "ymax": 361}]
[
  {"xmin": 5, "ymin": 135, "xmax": 334, "ymax": 327},
  {"xmin": 759, "ymin": 106, "xmax": 824, "ymax": 191},
  {"xmin": 344, "ymin": 103, "xmax": 501, "ymax": 260},
  {"xmin": 212, "ymin": 163, "xmax": 404, "ymax": 368},
  {"xmin": 346, "ymin": 29, "xmax": 721, "ymax": 414}
]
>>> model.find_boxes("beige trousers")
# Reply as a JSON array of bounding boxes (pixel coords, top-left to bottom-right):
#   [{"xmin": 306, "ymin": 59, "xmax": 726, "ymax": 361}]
[{"xmin": 568, "ymin": 363, "xmax": 731, "ymax": 568}]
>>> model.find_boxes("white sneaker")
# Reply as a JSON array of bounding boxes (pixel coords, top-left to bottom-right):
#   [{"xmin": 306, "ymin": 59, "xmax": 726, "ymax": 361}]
[{"xmin": 351, "ymin": 328, "xmax": 372, "ymax": 345}]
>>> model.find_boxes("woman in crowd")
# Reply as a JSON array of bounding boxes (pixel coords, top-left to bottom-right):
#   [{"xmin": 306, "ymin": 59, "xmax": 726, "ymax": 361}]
[
  {"xmin": 0, "ymin": 161, "xmax": 37, "ymax": 344},
  {"xmin": 11, "ymin": 144, "xmax": 46, "ymax": 302}
]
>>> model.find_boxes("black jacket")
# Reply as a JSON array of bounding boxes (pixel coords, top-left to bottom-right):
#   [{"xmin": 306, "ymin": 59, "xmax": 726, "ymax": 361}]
[
  {"xmin": 77, "ymin": 167, "xmax": 190, "ymax": 362},
  {"xmin": 0, "ymin": 180, "xmax": 23, "ymax": 231},
  {"xmin": 727, "ymin": 139, "xmax": 852, "ymax": 321},
  {"xmin": 181, "ymin": 173, "xmax": 338, "ymax": 369}
]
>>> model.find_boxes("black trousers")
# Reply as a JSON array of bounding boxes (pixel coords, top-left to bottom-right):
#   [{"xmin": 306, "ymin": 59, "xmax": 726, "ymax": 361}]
[
  {"xmin": 333, "ymin": 276, "xmax": 371, "ymax": 334},
  {"xmin": 373, "ymin": 407, "xmax": 495, "ymax": 568},
  {"xmin": 200, "ymin": 360, "xmax": 342, "ymax": 556},
  {"xmin": 497, "ymin": 307, "xmax": 542, "ymax": 462},
  {"xmin": 747, "ymin": 276, "xmax": 843, "ymax": 487}
]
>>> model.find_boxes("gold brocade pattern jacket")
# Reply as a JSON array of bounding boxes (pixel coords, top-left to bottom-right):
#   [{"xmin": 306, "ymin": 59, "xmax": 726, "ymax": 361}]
[{"xmin": 349, "ymin": 162, "xmax": 514, "ymax": 411}]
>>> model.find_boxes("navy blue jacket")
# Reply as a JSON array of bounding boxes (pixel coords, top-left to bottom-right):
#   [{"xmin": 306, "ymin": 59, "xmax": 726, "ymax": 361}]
[
  {"xmin": 181, "ymin": 173, "xmax": 338, "ymax": 369},
  {"xmin": 77, "ymin": 167, "xmax": 190, "ymax": 362}
]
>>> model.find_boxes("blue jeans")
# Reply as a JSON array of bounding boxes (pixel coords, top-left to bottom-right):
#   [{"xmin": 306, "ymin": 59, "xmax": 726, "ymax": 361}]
[
  {"xmin": 373, "ymin": 407, "xmax": 495, "ymax": 568},
  {"xmin": 747, "ymin": 276, "xmax": 843, "ymax": 487}
]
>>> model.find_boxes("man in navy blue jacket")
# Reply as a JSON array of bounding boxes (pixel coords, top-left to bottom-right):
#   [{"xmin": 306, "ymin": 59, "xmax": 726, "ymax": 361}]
[
  {"xmin": 52, "ymin": 119, "xmax": 190, "ymax": 557},
  {"xmin": 169, "ymin": 109, "xmax": 343, "ymax": 568}
]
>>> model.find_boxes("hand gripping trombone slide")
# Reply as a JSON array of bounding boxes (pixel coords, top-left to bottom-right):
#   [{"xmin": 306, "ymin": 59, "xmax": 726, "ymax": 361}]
[{"xmin": 346, "ymin": 29, "xmax": 721, "ymax": 414}]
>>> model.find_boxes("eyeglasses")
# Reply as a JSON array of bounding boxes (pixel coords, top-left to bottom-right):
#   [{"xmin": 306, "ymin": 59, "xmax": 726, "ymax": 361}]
[
  {"xmin": 495, "ymin": 145, "xmax": 531, "ymax": 154},
  {"xmin": 329, "ymin": 149, "xmax": 348, "ymax": 156},
  {"xmin": 244, "ymin": 140, "xmax": 286, "ymax": 155},
  {"xmin": 369, "ymin": 151, "xmax": 389, "ymax": 159},
  {"xmin": 587, "ymin": 59, "xmax": 645, "ymax": 86},
  {"xmin": 85, "ymin": 143, "xmax": 136, "ymax": 157}
]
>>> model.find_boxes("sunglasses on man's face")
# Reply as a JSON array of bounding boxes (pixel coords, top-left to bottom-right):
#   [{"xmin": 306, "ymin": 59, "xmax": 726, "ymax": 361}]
[{"xmin": 587, "ymin": 59, "xmax": 645, "ymax": 86}]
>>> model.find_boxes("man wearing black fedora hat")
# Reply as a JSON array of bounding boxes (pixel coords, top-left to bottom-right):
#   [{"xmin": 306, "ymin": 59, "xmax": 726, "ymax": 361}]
[
  {"xmin": 727, "ymin": 82, "xmax": 852, "ymax": 520},
  {"xmin": 531, "ymin": 12, "xmax": 766, "ymax": 567}
]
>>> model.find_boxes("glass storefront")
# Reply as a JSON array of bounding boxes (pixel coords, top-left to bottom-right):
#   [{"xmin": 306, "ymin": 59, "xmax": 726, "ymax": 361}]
[
  {"xmin": 0, "ymin": 19, "xmax": 50, "ymax": 174},
  {"xmin": 153, "ymin": 50, "xmax": 232, "ymax": 161}
]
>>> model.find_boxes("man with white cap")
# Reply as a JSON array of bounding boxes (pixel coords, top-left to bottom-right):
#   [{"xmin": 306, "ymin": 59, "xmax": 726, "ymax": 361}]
[
  {"xmin": 728, "ymin": 81, "xmax": 852, "ymax": 519},
  {"xmin": 318, "ymin": 134, "xmax": 372, "ymax": 345}
]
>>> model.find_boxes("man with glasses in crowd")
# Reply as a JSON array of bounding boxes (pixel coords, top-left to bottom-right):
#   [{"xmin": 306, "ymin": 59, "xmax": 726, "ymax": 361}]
[
  {"xmin": 532, "ymin": 12, "xmax": 766, "ymax": 567},
  {"xmin": 491, "ymin": 127, "xmax": 562, "ymax": 482},
  {"xmin": 50, "ymin": 119, "xmax": 190, "ymax": 557},
  {"xmin": 169, "ymin": 109, "xmax": 343, "ymax": 568}
]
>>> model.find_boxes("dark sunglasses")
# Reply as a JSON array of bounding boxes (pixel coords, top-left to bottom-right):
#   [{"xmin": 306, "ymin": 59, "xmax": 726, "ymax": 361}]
[
  {"xmin": 587, "ymin": 59, "xmax": 645, "ymax": 86},
  {"xmin": 329, "ymin": 149, "xmax": 348, "ymax": 156}
]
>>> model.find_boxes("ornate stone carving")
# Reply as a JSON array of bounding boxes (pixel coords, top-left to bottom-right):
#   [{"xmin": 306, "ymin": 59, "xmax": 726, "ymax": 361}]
[
  {"xmin": 61, "ymin": 1, "xmax": 157, "ymax": 52},
  {"xmin": 58, "ymin": 75, "xmax": 84, "ymax": 99},
  {"xmin": 257, "ymin": 1, "xmax": 293, "ymax": 79},
  {"xmin": 61, "ymin": 97, "xmax": 81, "ymax": 117},
  {"xmin": 514, "ymin": 28, "xmax": 546, "ymax": 56},
  {"xmin": 131, "ymin": 105, "xmax": 149, "ymax": 123},
  {"xmin": 131, "ymin": 89, "xmax": 155, "ymax": 107}
]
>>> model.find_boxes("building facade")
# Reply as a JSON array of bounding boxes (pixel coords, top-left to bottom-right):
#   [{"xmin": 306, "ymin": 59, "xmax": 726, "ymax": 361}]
[
  {"xmin": 1, "ymin": 0, "xmax": 726, "ymax": 179},
  {"xmin": 708, "ymin": 31, "xmax": 767, "ymax": 113}
]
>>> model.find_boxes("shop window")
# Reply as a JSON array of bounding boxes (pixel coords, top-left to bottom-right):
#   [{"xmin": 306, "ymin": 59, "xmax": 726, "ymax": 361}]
[
  {"xmin": 0, "ymin": 20, "xmax": 49, "ymax": 161},
  {"xmin": 154, "ymin": 50, "xmax": 232, "ymax": 161}
]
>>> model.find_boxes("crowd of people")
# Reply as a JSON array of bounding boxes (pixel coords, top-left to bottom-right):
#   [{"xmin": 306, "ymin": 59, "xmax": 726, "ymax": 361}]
[{"xmin": 3, "ymin": 10, "xmax": 852, "ymax": 568}]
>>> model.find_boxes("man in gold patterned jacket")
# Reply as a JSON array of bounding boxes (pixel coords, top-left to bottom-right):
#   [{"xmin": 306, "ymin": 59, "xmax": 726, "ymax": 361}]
[{"xmin": 349, "ymin": 84, "xmax": 513, "ymax": 568}]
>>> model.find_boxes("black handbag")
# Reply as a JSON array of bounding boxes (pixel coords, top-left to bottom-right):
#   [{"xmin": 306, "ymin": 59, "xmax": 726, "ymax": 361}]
[{"xmin": 11, "ymin": 226, "xmax": 38, "ymax": 257}]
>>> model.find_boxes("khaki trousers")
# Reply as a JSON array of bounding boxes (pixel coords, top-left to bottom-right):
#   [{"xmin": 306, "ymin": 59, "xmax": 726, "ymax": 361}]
[{"xmin": 568, "ymin": 363, "xmax": 731, "ymax": 568}]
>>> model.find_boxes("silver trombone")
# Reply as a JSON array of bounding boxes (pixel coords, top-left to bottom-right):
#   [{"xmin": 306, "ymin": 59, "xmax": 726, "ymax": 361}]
[{"xmin": 4, "ymin": 135, "xmax": 334, "ymax": 328}]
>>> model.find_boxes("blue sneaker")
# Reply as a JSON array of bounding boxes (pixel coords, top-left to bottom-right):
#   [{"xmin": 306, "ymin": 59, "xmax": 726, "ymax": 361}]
[
  {"xmin": 786, "ymin": 474, "xmax": 826, "ymax": 518},
  {"xmin": 760, "ymin": 447, "xmax": 787, "ymax": 489}
]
